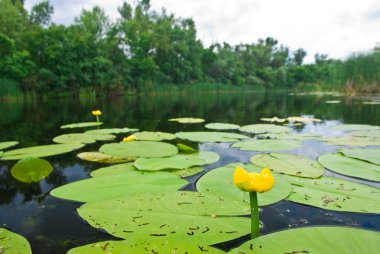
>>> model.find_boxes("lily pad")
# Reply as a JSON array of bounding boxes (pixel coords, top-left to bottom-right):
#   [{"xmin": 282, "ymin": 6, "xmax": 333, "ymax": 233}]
[
  {"xmin": 325, "ymin": 100, "xmax": 341, "ymax": 104},
  {"xmin": 340, "ymin": 148, "xmax": 380, "ymax": 165},
  {"xmin": 177, "ymin": 143, "xmax": 197, "ymax": 154},
  {"xmin": 61, "ymin": 122, "xmax": 103, "ymax": 129},
  {"xmin": 77, "ymin": 191, "xmax": 250, "ymax": 244},
  {"xmin": 133, "ymin": 131, "xmax": 176, "ymax": 141},
  {"xmin": 168, "ymin": 167, "xmax": 205, "ymax": 178},
  {"xmin": 85, "ymin": 128, "xmax": 138, "ymax": 134},
  {"xmin": 0, "ymin": 141, "xmax": 19, "ymax": 151},
  {"xmin": 283, "ymin": 175, "xmax": 380, "ymax": 213},
  {"xmin": 196, "ymin": 163, "xmax": 292, "ymax": 206},
  {"xmin": 11, "ymin": 157, "xmax": 53, "ymax": 183},
  {"xmin": 53, "ymin": 133, "xmax": 115, "ymax": 144},
  {"xmin": 350, "ymin": 130, "xmax": 380, "ymax": 139},
  {"xmin": 90, "ymin": 163, "xmax": 136, "ymax": 177},
  {"xmin": 100, "ymin": 141, "xmax": 178, "ymax": 158},
  {"xmin": 251, "ymin": 153, "xmax": 324, "ymax": 178},
  {"xmin": 229, "ymin": 227, "xmax": 380, "ymax": 254},
  {"xmin": 287, "ymin": 116, "xmax": 321, "ymax": 123},
  {"xmin": 77, "ymin": 152, "xmax": 136, "ymax": 164},
  {"xmin": 318, "ymin": 153, "xmax": 380, "ymax": 182},
  {"xmin": 258, "ymin": 133, "xmax": 321, "ymax": 141},
  {"xmin": 205, "ymin": 123, "xmax": 240, "ymax": 130},
  {"xmin": 176, "ymin": 132, "xmax": 249, "ymax": 143},
  {"xmin": 363, "ymin": 101, "xmax": 380, "ymax": 105},
  {"xmin": 331, "ymin": 124, "xmax": 380, "ymax": 131},
  {"xmin": 322, "ymin": 136, "xmax": 380, "ymax": 146},
  {"xmin": 169, "ymin": 117, "xmax": 205, "ymax": 123},
  {"xmin": 239, "ymin": 124, "xmax": 291, "ymax": 134},
  {"xmin": 232, "ymin": 139, "xmax": 302, "ymax": 151},
  {"xmin": 0, "ymin": 143, "xmax": 84, "ymax": 160},
  {"xmin": 260, "ymin": 117, "xmax": 287, "ymax": 123},
  {"xmin": 0, "ymin": 228, "xmax": 32, "ymax": 254},
  {"xmin": 50, "ymin": 170, "xmax": 187, "ymax": 202}
]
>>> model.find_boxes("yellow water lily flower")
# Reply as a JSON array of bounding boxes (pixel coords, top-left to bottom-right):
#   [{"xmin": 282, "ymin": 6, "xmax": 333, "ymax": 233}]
[
  {"xmin": 91, "ymin": 110, "xmax": 102, "ymax": 116},
  {"xmin": 233, "ymin": 166, "xmax": 274, "ymax": 193},
  {"xmin": 123, "ymin": 135, "xmax": 137, "ymax": 142}
]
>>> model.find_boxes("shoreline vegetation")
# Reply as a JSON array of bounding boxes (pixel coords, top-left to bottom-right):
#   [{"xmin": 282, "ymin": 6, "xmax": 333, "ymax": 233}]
[{"xmin": 1, "ymin": 0, "xmax": 379, "ymax": 101}]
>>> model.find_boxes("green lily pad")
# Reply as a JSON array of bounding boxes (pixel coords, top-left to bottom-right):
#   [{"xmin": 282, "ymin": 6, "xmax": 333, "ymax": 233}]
[
  {"xmin": 322, "ymin": 136, "xmax": 380, "ymax": 146},
  {"xmin": 196, "ymin": 163, "xmax": 292, "ymax": 206},
  {"xmin": 232, "ymin": 139, "xmax": 302, "ymax": 151},
  {"xmin": 176, "ymin": 132, "xmax": 249, "ymax": 143},
  {"xmin": 283, "ymin": 175, "xmax": 380, "ymax": 213},
  {"xmin": 229, "ymin": 227, "xmax": 380, "ymax": 254},
  {"xmin": 53, "ymin": 133, "xmax": 115, "ymax": 144},
  {"xmin": 168, "ymin": 167, "xmax": 205, "ymax": 178},
  {"xmin": 251, "ymin": 153, "xmax": 324, "ymax": 178},
  {"xmin": 258, "ymin": 133, "xmax": 321, "ymax": 141},
  {"xmin": 0, "ymin": 141, "xmax": 19, "ymax": 151},
  {"xmin": 363, "ymin": 101, "xmax": 380, "ymax": 105},
  {"xmin": 331, "ymin": 124, "xmax": 380, "ymax": 131},
  {"xmin": 205, "ymin": 123, "xmax": 240, "ymax": 130},
  {"xmin": 66, "ymin": 239, "xmax": 224, "ymax": 254},
  {"xmin": 77, "ymin": 191, "xmax": 250, "ymax": 244},
  {"xmin": 177, "ymin": 143, "xmax": 197, "ymax": 154},
  {"xmin": 11, "ymin": 157, "xmax": 53, "ymax": 183},
  {"xmin": 340, "ymin": 148, "xmax": 380, "ymax": 165},
  {"xmin": 287, "ymin": 116, "xmax": 322, "ymax": 123},
  {"xmin": 0, "ymin": 228, "xmax": 32, "ymax": 254},
  {"xmin": 325, "ymin": 100, "xmax": 341, "ymax": 104},
  {"xmin": 90, "ymin": 163, "xmax": 136, "ymax": 177},
  {"xmin": 239, "ymin": 124, "xmax": 291, "ymax": 134},
  {"xmin": 260, "ymin": 117, "xmax": 287, "ymax": 123},
  {"xmin": 0, "ymin": 143, "xmax": 84, "ymax": 160},
  {"xmin": 169, "ymin": 117, "xmax": 205, "ymax": 123},
  {"xmin": 61, "ymin": 122, "xmax": 103, "ymax": 129},
  {"xmin": 100, "ymin": 141, "xmax": 178, "ymax": 158},
  {"xmin": 85, "ymin": 128, "xmax": 138, "ymax": 134},
  {"xmin": 77, "ymin": 152, "xmax": 136, "ymax": 164},
  {"xmin": 50, "ymin": 170, "xmax": 188, "ymax": 202},
  {"xmin": 133, "ymin": 131, "xmax": 176, "ymax": 141},
  {"xmin": 350, "ymin": 130, "xmax": 380, "ymax": 139},
  {"xmin": 318, "ymin": 153, "xmax": 380, "ymax": 182}
]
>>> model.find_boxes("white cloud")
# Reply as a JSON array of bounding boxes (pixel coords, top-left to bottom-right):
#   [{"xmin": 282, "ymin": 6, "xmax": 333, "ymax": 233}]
[{"xmin": 25, "ymin": 0, "xmax": 380, "ymax": 63}]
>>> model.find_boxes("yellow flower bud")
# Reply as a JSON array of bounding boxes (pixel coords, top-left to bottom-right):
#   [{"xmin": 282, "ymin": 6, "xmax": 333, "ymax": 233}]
[
  {"xmin": 92, "ymin": 110, "xmax": 102, "ymax": 116},
  {"xmin": 123, "ymin": 135, "xmax": 137, "ymax": 142},
  {"xmin": 233, "ymin": 166, "xmax": 274, "ymax": 193}
]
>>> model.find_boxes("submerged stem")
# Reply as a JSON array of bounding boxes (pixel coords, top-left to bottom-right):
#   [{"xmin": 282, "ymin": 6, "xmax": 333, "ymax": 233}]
[{"xmin": 249, "ymin": 191, "xmax": 259, "ymax": 239}]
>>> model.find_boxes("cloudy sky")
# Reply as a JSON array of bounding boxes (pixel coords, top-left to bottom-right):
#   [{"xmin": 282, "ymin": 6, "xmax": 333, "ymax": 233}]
[{"xmin": 25, "ymin": 0, "xmax": 380, "ymax": 63}]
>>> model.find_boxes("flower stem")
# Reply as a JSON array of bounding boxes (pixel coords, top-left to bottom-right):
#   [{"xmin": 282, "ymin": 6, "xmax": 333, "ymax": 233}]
[
  {"xmin": 249, "ymin": 191, "xmax": 259, "ymax": 239},
  {"xmin": 96, "ymin": 116, "xmax": 99, "ymax": 123}
]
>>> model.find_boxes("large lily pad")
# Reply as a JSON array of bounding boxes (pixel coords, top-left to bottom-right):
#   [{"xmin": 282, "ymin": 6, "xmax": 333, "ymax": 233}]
[
  {"xmin": 318, "ymin": 153, "xmax": 380, "ymax": 182},
  {"xmin": 53, "ymin": 133, "xmax": 115, "ymax": 144},
  {"xmin": 11, "ymin": 157, "xmax": 53, "ymax": 183},
  {"xmin": 251, "ymin": 153, "xmax": 324, "ymax": 178},
  {"xmin": 350, "ymin": 130, "xmax": 380, "ymax": 139},
  {"xmin": 77, "ymin": 152, "xmax": 136, "ymax": 164},
  {"xmin": 283, "ymin": 175, "xmax": 380, "ymax": 213},
  {"xmin": 90, "ymin": 163, "xmax": 136, "ymax": 177},
  {"xmin": 169, "ymin": 117, "xmax": 205, "ymax": 123},
  {"xmin": 196, "ymin": 163, "xmax": 292, "ymax": 206},
  {"xmin": 0, "ymin": 228, "xmax": 32, "ymax": 254},
  {"xmin": 85, "ymin": 128, "xmax": 138, "ymax": 135},
  {"xmin": 340, "ymin": 148, "xmax": 380, "ymax": 165},
  {"xmin": 50, "ymin": 170, "xmax": 187, "ymax": 202},
  {"xmin": 257, "ymin": 132, "xmax": 321, "ymax": 141},
  {"xmin": 0, "ymin": 143, "xmax": 84, "ymax": 160},
  {"xmin": 287, "ymin": 116, "xmax": 321, "ymax": 123},
  {"xmin": 133, "ymin": 131, "xmax": 176, "ymax": 141},
  {"xmin": 61, "ymin": 122, "xmax": 103, "ymax": 129},
  {"xmin": 100, "ymin": 141, "xmax": 178, "ymax": 158},
  {"xmin": 322, "ymin": 136, "xmax": 380, "ymax": 146},
  {"xmin": 205, "ymin": 123, "xmax": 240, "ymax": 130},
  {"xmin": 232, "ymin": 139, "xmax": 302, "ymax": 151},
  {"xmin": 77, "ymin": 191, "xmax": 251, "ymax": 244},
  {"xmin": 176, "ymin": 132, "xmax": 249, "ymax": 143},
  {"xmin": 239, "ymin": 124, "xmax": 291, "ymax": 134},
  {"xmin": 229, "ymin": 227, "xmax": 380, "ymax": 254},
  {"xmin": 0, "ymin": 141, "xmax": 19, "ymax": 151},
  {"xmin": 331, "ymin": 124, "xmax": 380, "ymax": 131}
]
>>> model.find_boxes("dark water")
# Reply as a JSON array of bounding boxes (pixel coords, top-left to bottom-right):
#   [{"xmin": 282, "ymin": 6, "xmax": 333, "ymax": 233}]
[{"xmin": 1, "ymin": 91, "xmax": 380, "ymax": 253}]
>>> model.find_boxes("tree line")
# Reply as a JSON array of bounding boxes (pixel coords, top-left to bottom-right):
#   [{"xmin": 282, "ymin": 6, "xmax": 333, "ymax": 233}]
[{"xmin": 0, "ymin": 0, "xmax": 379, "ymax": 98}]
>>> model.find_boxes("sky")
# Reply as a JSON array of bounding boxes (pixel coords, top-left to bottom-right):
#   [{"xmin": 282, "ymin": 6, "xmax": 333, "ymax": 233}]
[{"xmin": 25, "ymin": 0, "xmax": 380, "ymax": 63}]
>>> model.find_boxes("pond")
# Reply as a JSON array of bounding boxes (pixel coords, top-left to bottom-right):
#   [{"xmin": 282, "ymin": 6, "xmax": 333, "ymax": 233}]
[{"xmin": 1, "ymin": 91, "xmax": 380, "ymax": 253}]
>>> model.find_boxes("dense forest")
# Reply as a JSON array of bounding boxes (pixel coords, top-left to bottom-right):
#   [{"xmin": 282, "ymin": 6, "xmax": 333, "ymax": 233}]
[{"xmin": 0, "ymin": 0, "xmax": 379, "ymax": 98}]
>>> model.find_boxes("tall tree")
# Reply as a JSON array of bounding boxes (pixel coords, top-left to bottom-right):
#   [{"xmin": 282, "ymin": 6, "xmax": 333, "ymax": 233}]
[{"xmin": 30, "ymin": 0, "xmax": 53, "ymax": 26}]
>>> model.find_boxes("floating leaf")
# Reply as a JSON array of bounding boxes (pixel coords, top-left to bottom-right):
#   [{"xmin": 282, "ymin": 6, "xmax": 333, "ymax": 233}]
[
  {"xmin": 0, "ymin": 141, "xmax": 19, "ymax": 151},
  {"xmin": 251, "ymin": 153, "xmax": 324, "ymax": 178},
  {"xmin": 350, "ymin": 130, "xmax": 380, "ymax": 139},
  {"xmin": 205, "ymin": 123, "xmax": 240, "ymax": 130},
  {"xmin": 77, "ymin": 152, "xmax": 136, "ymax": 164},
  {"xmin": 363, "ymin": 101, "xmax": 380, "ymax": 105},
  {"xmin": 168, "ymin": 166, "xmax": 204, "ymax": 178},
  {"xmin": 133, "ymin": 131, "xmax": 176, "ymax": 141},
  {"xmin": 318, "ymin": 153, "xmax": 380, "ymax": 182},
  {"xmin": 283, "ymin": 175, "xmax": 380, "ymax": 213},
  {"xmin": 77, "ymin": 192, "xmax": 250, "ymax": 244},
  {"xmin": 90, "ymin": 163, "xmax": 136, "ymax": 177},
  {"xmin": 340, "ymin": 148, "xmax": 380, "ymax": 165},
  {"xmin": 176, "ymin": 132, "xmax": 249, "ymax": 143},
  {"xmin": 100, "ymin": 141, "xmax": 178, "ymax": 158},
  {"xmin": 322, "ymin": 136, "xmax": 380, "ymax": 146},
  {"xmin": 169, "ymin": 117, "xmax": 205, "ymax": 123},
  {"xmin": 239, "ymin": 124, "xmax": 291, "ymax": 134},
  {"xmin": 331, "ymin": 124, "xmax": 380, "ymax": 131},
  {"xmin": 232, "ymin": 139, "xmax": 302, "ymax": 151},
  {"xmin": 257, "ymin": 132, "xmax": 321, "ymax": 141},
  {"xmin": 11, "ymin": 157, "xmax": 53, "ymax": 183},
  {"xmin": 61, "ymin": 122, "xmax": 103, "ymax": 129},
  {"xmin": 196, "ymin": 163, "xmax": 292, "ymax": 206},
  {"xmin": 0, "ymin": 228, "xmax": 32, "ymax": 254},
  {"xmin": 229, "ymin": 227, "xmax": 380, "ymax": 254},
  {"xmin": 177, "ymin": 143, "xmax": 197, "ymax": 154},
  {"xmin": 50, "ymin": 170, "xmax": 187, "ymax": 202},
  {"xmin": 325, "ymin": 100, "xmax": 340, "ymax": 104},
  {"xmin": 260, "ymin": 117, "xmax": 287, "ymax": 123},
  {"xmin": 287, "ymin": 116, "xmax": 321, "ymax": 123},
  {"xmin": 0, "ymin": 143, "xmax": 84, "ymax": 160},
  {"xmin": 53, "ymin": 133, "xmax": 115, "ymax": 144},
  {"xmin": 85, "ymin": 128, "xmax": 138, "ymax": 135}
]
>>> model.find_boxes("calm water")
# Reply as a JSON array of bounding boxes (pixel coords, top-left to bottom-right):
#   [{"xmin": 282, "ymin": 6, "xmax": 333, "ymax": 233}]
[{"xmin": 1, "ymin": 91, "xmax": 380, "ymax": 253}]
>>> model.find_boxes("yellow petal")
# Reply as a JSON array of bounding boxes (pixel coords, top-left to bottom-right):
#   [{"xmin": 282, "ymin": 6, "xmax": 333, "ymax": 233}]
[
  {"xmin": 233, "ymin": 166, "xmax": 275, "ymax": 193},
  {"xmin": 92, "ymin": 110, "xmax": 102, "ymax": 116},
  {"xmin": 123, "ymin": 135, "xmax": 137, "ymax": 142},
  {"xmin": 233, "ymin": 166, "xmax": 255, "ymax": 192}
]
